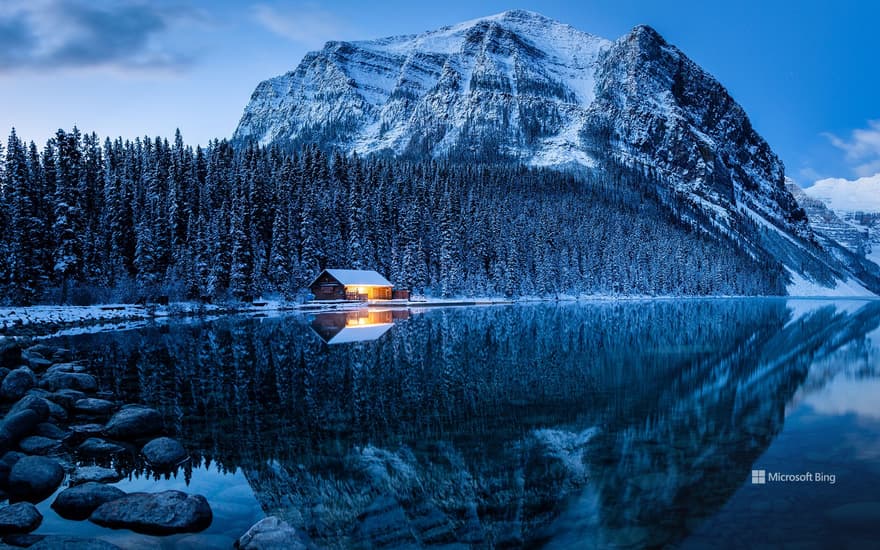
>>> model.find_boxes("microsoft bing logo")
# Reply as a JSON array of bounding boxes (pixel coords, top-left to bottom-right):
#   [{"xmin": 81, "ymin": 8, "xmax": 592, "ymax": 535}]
[{"xmin": 751, "ymin": 470, "xmax": 766, "ymax": 484}]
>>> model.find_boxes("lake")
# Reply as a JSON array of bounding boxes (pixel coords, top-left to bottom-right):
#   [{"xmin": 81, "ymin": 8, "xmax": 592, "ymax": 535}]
[{"xmin": 36, "ymin": 299, "xmax": 880, "ymax": 548}]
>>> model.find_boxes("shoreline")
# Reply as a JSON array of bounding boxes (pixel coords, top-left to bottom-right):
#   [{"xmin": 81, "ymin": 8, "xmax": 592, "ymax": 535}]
[{"xmin": 1, "ymin": 294, "xmax": 877, "ymax": 340}]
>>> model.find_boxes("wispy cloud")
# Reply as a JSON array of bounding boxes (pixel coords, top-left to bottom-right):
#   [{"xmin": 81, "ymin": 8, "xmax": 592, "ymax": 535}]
[
  {"xmin": 0, "ymin": 0, "xmax": 196, "ymax": 74},
  {"xmin": 252, "ymin": 3, "xmax": 347, "ymax": 48},
  {"xmin": 824, "ymin": 120, "xmax": 880, "ymax": 178}
]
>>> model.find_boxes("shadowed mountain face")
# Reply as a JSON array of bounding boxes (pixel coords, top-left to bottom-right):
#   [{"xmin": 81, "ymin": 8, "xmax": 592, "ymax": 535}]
[{"xmin": 49, "ymin": 300, "xmax": 880, "ymax": 548}]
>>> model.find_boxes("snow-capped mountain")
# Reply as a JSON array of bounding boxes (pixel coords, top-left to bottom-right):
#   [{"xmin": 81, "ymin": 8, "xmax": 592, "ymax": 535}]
[
  {"xmin": 803, "ymin": 175, "xmax": 880, "ymax": 267},
  {"xmin": 234, "ymin": 10, "xmax": 878, "ymax": 295}
]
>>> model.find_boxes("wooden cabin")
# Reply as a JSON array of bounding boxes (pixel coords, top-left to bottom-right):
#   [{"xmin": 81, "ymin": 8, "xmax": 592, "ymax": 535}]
[{"xmin": 308, "ymin": 269, "xmax": 394, "ymax": 301}]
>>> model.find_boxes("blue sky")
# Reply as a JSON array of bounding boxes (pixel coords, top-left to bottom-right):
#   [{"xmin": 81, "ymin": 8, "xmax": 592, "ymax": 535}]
[{"xmin": 0, "ymin": 0, "xmax": 877, "ymax": 185}]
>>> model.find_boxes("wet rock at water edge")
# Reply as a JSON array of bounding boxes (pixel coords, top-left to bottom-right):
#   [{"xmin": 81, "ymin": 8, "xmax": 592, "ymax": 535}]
[
  {"xmin": 236, "ymin": 516, "xmax": 306, "ymax": 550},
  {"xmin": 141, "ymin": 437, "xmax": 188, "ymax": 471},
  {"xmin": 0, "ymin": 502, "xmax": 42, "ymax": 534},
  {"xmin": 90, "ymin": 490, "xmax": 213, "ymax": 535},
  {"xmin": 17, "ymin": 436, "xmax": 60, "ymax": 455},
  {"xmin": 0, "ymin": 368, "xmax": 36, "ymax": 402},
  {"xmin": 103, "ymin": 405, "xmax": 163, "ymax": 440},
  {"xmin": 70, "ymin": 466, "xmax": 123, "ymax": 485},
  {"xmin": 8, "ymin": 456, "xmax": 64, "ymax": 502},
  {"xmin": 74, "ymin": 398, "xmax": 116, "ymax": 416},
  {"xmin": 40, "ymin": 371, "xmax": 97, "ymax": 393},
  {"xmin": 29, "ymin": 536, "xmax": 121, "ymax": 549},
  {"xmin": 52, "ymin": 482, "xmax": 126, "ymax": 520},
  {"xmin": 77, "ymin": 438, "xmax": 126, "ymax": 457}
]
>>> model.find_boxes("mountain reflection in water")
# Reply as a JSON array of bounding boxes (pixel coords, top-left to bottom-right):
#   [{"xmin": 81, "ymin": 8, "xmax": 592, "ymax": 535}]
[{"xmin": 47, "ymin": 299, "xmax": 880, "ymax": 548}]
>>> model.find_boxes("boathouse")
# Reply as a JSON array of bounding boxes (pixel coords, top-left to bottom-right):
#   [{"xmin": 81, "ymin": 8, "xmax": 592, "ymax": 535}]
[{"xmin": 308, "ymin": 269, "xmax": 394, "ymax": 301}]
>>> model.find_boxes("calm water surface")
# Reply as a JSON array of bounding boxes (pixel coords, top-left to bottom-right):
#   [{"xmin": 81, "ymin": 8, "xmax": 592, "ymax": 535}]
[{"xmin": 38, "ymin": 299, "xmax": 880, "ymax": 548}]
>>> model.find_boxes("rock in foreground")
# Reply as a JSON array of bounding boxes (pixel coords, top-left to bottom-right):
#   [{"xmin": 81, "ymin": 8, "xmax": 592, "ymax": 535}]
[
  {"xmin": 236, "ymin": 516, "xmax": 306, "ymax": 550},
  {"xmin": 90, "ymin": 490, "xmax": 212, "ymax": 535},
  {"xmin": 0, "ymin": 502, "xmax": 42, "ymax": 534},
  {"xmin": 52, "ymin": 482, "xmax": 126, "ymax": 520},
  {"xmin": 8, "ymin": 456, "xmax": 64, "ymax": 502}
]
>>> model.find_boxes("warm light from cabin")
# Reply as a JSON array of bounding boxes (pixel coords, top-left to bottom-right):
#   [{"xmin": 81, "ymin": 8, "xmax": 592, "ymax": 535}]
[{"xmin": 357, "ymin": 287, "xmax": 365, "ymax": 294}]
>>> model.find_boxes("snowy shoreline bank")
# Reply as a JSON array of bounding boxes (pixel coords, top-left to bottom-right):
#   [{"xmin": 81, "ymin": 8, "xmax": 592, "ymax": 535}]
[{"xmin": 2, "ymin": 294, "xmax": 877, "ymax": 339}]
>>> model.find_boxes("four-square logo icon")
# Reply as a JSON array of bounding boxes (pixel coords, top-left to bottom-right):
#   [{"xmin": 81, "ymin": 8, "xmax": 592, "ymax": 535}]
[{"xmin": 751, "ymin": 469, "xmax": 766, "ymax": 484}]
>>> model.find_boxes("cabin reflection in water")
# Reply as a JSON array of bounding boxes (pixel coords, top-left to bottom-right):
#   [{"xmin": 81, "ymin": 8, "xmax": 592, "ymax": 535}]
[{"xmin": 310, "ymin": 309, "xmax": 409, "ymax": 345}]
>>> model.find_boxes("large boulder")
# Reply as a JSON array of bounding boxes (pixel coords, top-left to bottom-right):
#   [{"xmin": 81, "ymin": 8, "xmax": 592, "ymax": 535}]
[
  {"xmin": 0, "ymin": 368, "xmax": 36, "ymax": 402},
  {"xmin": 104, "ymin": 406, "xmax": 162, "ymax": 440},
  {"xmin": 90, "ymin": 490, "xmax": 212, "ymax": 535},
  {"xmin": 236, "ymin": 516, "xmax": 306, "ymax": 550},
  {"xmin": 0, "ymin": 502, "xmax": 42, "ymax": 534},
  {"xmin": 51, "ymin": 482, "xmax": 126, "ymax": 520},
  {"xmin": 141, "ymin": 437, "xmax": 188, "ymax": 471},
  {"xmin": 8, "ymin": 456, "xmax": 64, "ymax": 502},
  {"xmin": 40, "ymin": 371, "xmax": 97, "ymax": 393}
]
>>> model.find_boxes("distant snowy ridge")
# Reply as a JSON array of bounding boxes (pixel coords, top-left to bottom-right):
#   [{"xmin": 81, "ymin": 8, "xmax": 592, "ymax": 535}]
[{"xmin": 805, "ymin": 174, "xmax": 880, "ymax": 214}]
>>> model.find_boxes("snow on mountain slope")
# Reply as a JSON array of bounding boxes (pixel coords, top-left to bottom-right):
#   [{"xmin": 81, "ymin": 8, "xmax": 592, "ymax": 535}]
[{"xmin": 235, "ymin": 10, "xmax": 610, "ymax": 168}]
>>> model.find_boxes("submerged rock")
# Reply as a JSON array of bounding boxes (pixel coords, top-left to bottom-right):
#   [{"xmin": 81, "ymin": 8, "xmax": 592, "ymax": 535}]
[
  {"xmin": 77, "ymin": 438, "xmax": 126, "ymax": 457},
  {"xmin": 70, "ymin": 466, "xmax": 123, "ymax": 485},
  {"xmin": 104, "ymin": 405, "xmax": 162, "ymax": 440},
  {"xmin": 8, "ymin": 456, "xmax": 64, "ymax": 502},
  {"xmin": 52, "ymin": 482, "xmax": 126, "ymax": 520},
  {"xmin": 236, "ymin": 516, "xmax": 306, "ymax": 550},
  {"xmin": 0, "ymin": 502, "xmax": 42, "ymax": 534},
  {"xmin": 0, "ymin": 368, "xmax": 36, "ymax": 402},
  {"xmin": 141, "ymin": 437, "xmax": 188, "ymax": 471},
  {"xmin": 90, "ymin": 490, "xmax": 212, "ymax": 535}
]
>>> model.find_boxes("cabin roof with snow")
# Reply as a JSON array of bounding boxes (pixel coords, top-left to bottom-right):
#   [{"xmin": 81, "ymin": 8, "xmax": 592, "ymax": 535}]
[{"xmin": 309, "ymin": 269, "xmax": 392, "ymax": 287}]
